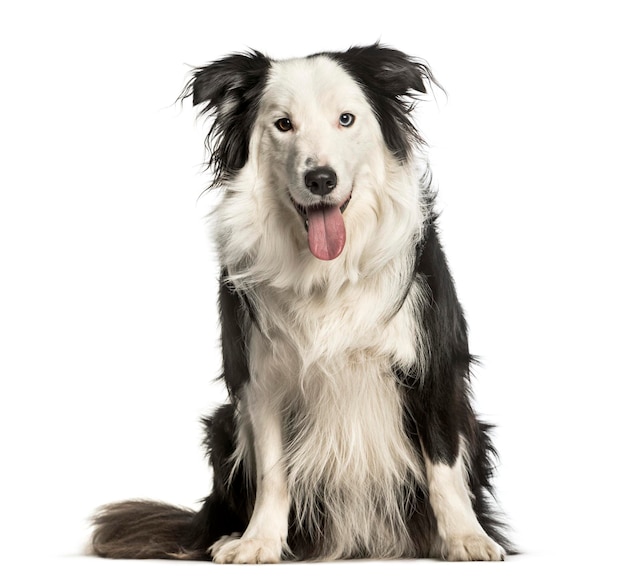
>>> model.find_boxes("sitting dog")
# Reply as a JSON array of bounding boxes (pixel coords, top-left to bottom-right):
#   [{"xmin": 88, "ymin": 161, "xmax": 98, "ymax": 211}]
[{"xmin": 92, "ymin": 44, "xmax": 512, "ymax": 563}]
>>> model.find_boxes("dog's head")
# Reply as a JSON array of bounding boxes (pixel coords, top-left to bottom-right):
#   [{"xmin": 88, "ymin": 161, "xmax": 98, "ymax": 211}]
[{"xmin": 183, "ymin": 44, "xmax": 434, "ymax": 262}]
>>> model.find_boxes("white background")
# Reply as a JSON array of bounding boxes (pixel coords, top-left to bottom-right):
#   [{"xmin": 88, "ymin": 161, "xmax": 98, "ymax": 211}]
[{"xmin": 1, "ymin": 1, "xmax": 624, "ymax": 584}]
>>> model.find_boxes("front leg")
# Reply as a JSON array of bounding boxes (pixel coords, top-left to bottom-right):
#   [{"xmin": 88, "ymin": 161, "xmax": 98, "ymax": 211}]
[
  {"xmin": 410, "ymin": 359, "xmax": 504, "ymax": 562},
  {"xmin": 424, "ymin": 447, "xmax": 505, "ymax": 561},
  {"xmin": 409, "ymin": 226, "xmax": 507, "ymax": 560},
  {"xmin": 210, "ymin": 385, "xmax": 290, "ymax": 564},
  {"xmin": 413, "ymin": 365, "xmax": 504, "ymax": 561}
]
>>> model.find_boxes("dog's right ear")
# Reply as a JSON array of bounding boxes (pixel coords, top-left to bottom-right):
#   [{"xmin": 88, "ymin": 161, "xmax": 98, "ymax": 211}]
[
  {"xmin": 181, "ymin": 51, "xmax": 271, "ymax": 185},
  {"xmin": 186, "ymin": 51, "xmax": 271, "ymax": 113}
]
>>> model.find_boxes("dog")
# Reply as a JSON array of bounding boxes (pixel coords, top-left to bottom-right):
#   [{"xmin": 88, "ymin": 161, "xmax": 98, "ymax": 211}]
[{"xmin": 91, "ymin": 44, "xmax": 512, "ymax": 563}]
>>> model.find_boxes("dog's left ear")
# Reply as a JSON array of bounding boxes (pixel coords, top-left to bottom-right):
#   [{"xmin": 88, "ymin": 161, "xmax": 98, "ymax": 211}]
[
  {"xmin": 377, "ymin": 50, "xmax": 433, "ymax": 96},
  {"xmin": 328, "ymin": 44, "xmax": 438, "ymax": 160},
  {"xmin": 332, "ymin": 44, "xmax": 436, "ymax": 98},
  {"xmin": 181, "ymin": 51, "xmax": 271, "ymax": 186}
]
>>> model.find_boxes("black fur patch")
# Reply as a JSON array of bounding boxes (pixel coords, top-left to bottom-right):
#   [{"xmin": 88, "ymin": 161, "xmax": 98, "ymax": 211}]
[
  {"xmin": 180, "ymin": 51, "xmax": 271, "ymax": 186},
  {"xmin": 322, "ymin": 44, "xmax": 438, "ymax": 161}
]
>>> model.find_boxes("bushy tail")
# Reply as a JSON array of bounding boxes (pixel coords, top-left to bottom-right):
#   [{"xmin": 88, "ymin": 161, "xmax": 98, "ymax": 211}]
[{"xmin": 91, "ymin": 500, "xmax": 204, "ymax": 560}]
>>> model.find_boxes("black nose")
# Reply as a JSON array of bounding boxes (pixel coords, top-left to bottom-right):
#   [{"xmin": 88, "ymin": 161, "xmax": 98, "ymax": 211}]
[{"xmin": 304, "ymin": 166, "xmax": 337, "ymax": 196}]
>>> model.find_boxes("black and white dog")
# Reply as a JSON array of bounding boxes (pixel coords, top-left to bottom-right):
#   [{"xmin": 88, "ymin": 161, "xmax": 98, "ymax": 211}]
[{"xmin": 92, "ymin": 44, "xmax": 512, "ymax": 562}]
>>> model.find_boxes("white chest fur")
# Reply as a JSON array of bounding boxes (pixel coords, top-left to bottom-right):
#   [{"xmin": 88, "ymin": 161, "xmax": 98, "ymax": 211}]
[{"xmin": 234, "ymin": 268, "xmax": 427, "ymax": 559}]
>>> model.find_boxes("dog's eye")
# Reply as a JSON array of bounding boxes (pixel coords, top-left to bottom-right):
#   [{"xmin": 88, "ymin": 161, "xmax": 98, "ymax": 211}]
[
  {"xmin": 275, "ymin": 118, "xmax": 293, "ymax": 132},
  {"xmin": 339, "ymin": 113, "xmax": 355, "ymax": 127}
]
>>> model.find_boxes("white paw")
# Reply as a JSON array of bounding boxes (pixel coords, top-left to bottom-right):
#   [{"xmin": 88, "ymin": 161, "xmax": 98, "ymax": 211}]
[
  {"xmin": 444, "ymin": 533, "xmax": 505, "ymax": 561},
  {"xmin": 209, "ymin": 533, "xmax": 283, "ymax": 564}
]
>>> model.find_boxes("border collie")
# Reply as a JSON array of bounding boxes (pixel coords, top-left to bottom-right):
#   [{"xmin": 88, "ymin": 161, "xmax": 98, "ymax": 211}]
[{"xmin": 92, "ymin": 44, "xmax": 512, "ymax": 562}]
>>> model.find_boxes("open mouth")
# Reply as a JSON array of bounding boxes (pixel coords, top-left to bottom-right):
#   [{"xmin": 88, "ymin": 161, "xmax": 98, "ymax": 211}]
[
  {"xmin": 290, "ymin": 194, "xmax": 352, "ymax": 261},
  {"xmin": 291, "ymin": 195, "xmax": 352, "ymax": 226}
]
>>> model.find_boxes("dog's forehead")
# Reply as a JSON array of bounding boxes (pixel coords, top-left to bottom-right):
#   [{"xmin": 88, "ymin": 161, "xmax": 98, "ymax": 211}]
[{"xmin": 262, "ymin": 55, "xmax": 366, "ymax": 112}]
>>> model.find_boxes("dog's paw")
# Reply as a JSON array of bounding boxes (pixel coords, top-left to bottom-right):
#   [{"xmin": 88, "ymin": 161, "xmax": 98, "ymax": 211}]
[
  {"xmin": 444, "ymin": 533, "xmax": 505, "ymax": 561},
  {"xmin": 209, "ymin": 533, "xmax": 283, "ymax": 564}
]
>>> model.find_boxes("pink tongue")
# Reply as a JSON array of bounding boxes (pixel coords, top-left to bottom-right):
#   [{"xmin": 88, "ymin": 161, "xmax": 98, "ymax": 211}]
[{"xmin": 307, "ymin": 205, "xmax": 346, "ymax": 261}]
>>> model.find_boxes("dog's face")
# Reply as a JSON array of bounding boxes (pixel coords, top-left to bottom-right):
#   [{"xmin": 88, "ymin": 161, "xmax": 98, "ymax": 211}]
[
  {"xmin": 185, "ymin": 45, "xmax": 433, "ymax": 262},
  {"xmin": 256, "ymin": 57, "xmax": 381, "ymax": 260}
]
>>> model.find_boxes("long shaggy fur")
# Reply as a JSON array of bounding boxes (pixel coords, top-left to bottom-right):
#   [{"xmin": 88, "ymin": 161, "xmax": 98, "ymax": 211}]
[
  {"xmin": 91, "ymin": 501, "xmax": 196, "ymax": 559},
  {"xmin": 91, "ymin": 43, "xmax": 513, "ymax": 563}
]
